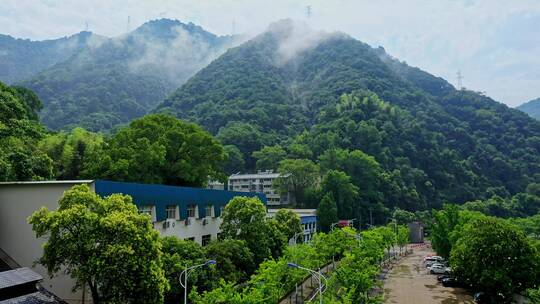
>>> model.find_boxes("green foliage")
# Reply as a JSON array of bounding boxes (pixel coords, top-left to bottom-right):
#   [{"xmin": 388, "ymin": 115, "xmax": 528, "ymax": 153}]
[
  {"xmin": 451, "ymin": 217, "xmax": 540, "ymax": 298},
  {"xmin": 321, "ymin": 170, "xmax": 359, "ymax": 220},
  {"xmin": 84, "ymin": 114, "xmax": 226, "ymax": 186},
  {"xmin": 219, "ymin": 196, "xmax": 272, "ymax": 264},
  {"xmin": 0, "ymin": 81, "xmax": 53, "ymax": 181},
  {"xmin": 28, "ymin": 184, "xmax": 168, "ymax": 303},
  {"xmin": 271, "ymin": 208, "xmax": 303, "ymax": 241},
  {"xmin": 430, "ymin": 204, "xmax": 460, "ymax": 259},
  {"xmin": 392, "ymin": 208, "xmax": 416, "ymax": 225},
  {"xmin": 38, "ymin": 127, "xmax": 104, "ymax": 180},
  {"xmin": 222, "ymin": 145, "xmax": 245, "ymax": 175},
  {"xmin": 160, "ymin": 237, "xmax": 206, "ymax": 303},
  {"xmin": 317, "ymin": 193, "xmax": 338, "ymax": 233},
  {"xmin": 275, "ymin": 158, "xmax": 320, "ymax": 207},
  {"xmin": 252, "ymin": 145, "xmax": 287, "ymax": 171},
  {"xmin": 205, "ymin": 239, "xmax": 255, "ymax": 284}
]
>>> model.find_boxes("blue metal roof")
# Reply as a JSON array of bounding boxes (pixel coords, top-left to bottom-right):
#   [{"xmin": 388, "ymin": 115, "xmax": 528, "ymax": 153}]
[{"xmin": 94, "ymin": 180, "xmax": 267, "ymax": 221}]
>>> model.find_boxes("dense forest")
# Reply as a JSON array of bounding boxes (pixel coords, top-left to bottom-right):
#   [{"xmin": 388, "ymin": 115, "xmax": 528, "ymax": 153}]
[
  {"xmin": 518, "ymin": 97, "xmax": 540, "ymax": 120},
  {"xmin": 157, "ymin": 20, "xmax": 540, "ymax": 214},
  {"xmin": 17, "ymin": 19, "xmax": 237, "ymax": 131}
]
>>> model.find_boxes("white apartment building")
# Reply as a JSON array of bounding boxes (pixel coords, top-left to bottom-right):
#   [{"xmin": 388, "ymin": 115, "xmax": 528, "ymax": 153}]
[{"xmin": 228, "ymin": 170, "xmax": 290, "ymax": 206}]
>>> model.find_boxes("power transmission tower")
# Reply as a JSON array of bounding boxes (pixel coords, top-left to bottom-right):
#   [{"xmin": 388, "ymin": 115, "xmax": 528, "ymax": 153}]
[
  {"xmin": 232, "ymin": 18, "xmax": 236, "ymax": 35},
  {"xmin": 127, "ymin": 16, "xmax": 131, "ymax": 33},
  {"xmin": 457, "ymin": 70, "xmax": 464, "ymax": 90},
  {"xmin": 85, "ymin": 21, "xmax": 88, "ymax": 32},
  {"xmin": 306, "ymin": 5, "xmax": 312, "ymax": 19}
]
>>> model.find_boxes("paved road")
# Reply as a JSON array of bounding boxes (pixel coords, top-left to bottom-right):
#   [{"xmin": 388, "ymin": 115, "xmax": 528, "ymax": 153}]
[{"xmin": 384, "ymin": 245, "xmax": 474, "ymax": 304}]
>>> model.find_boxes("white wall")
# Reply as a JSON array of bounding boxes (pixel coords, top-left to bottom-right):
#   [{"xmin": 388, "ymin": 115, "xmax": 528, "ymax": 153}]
[{"xmin": 0, "ymin": 182, "xmax": 93, "ymax": 303}]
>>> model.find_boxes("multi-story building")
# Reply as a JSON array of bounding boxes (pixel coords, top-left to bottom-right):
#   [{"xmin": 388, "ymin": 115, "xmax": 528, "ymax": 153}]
[
  {"xmin": 228, "ymin": 170, "xmax": 290, "ymax": 206},
  {"xmin": 206, "ymin": 180, "xmax": 225, "ymax": 190},
  {"xmin": 0, "ymin": 180, "xmax": 265, "ymax": 304}
]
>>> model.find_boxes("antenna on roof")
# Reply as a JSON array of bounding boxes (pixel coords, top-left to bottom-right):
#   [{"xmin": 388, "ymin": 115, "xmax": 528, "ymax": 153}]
[{"xmin": 457, "ymin": 70, "xmax": 464, "ymax": 90}]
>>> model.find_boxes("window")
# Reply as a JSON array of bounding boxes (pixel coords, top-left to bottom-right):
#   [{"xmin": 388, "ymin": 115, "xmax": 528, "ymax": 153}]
[
  {"xmin": 205, "ymin": 205, "xmax": 213, "ymax": 217},
  {"xmin": 166, "ymin": 205, "xmax": 177, "ymax": 219},
  {"xmin": 187, "ymin": 205, "xmax": 196, "ymax": 217},
  {"xmin": 185, "ymin": 237, "xmax": 195, "ymax": 242},
  {"xmin": 139, "ymin": 206, "xmax": 152, "ymax": 216},
  {"xmin": 202, "ymin": 234, "xmax": 212, "ymax": 246}
]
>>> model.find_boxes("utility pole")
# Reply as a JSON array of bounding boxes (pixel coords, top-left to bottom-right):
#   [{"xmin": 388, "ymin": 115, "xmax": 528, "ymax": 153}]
[{"xmin": 457, "ymin": 70, "xmax": 464, "ymax": 90}]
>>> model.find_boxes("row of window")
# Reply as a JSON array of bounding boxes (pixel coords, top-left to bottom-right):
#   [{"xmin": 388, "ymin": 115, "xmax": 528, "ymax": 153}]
[
  {"xmin": 185, "ymin": 234, "xmax": 212, "ymax": 246},
  {"xmin": 140, "ymin": 204, "xmax": 223, "ymax": 219}
]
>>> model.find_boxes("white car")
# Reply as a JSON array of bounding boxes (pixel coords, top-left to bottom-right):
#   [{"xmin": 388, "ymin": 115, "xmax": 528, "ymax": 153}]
[
  {"xmin": 425, "ymin": 256, "xmax": 445, "ymax": 267},
  {"xmin": 429, "ymin": 264, "xmax": 451, "ymax": 274}
]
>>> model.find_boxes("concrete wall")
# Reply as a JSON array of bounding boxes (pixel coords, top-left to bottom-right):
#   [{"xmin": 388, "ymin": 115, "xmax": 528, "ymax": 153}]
[{"xmin": 0, "ymin": 181, "xmax": 92, "ymax": 303}]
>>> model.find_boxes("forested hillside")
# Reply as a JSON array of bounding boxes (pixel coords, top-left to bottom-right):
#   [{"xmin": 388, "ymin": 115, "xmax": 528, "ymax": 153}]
[
  {"xmin": 21, "ymin": 19, "xmax": 237, "ymax": 131},
  {"xmin": 157, "ymin": 20, "xmax": 540, "ymax": 212},
  {"xmin": 0, "ymin": 31, "xmax": 100, "ymax": 84},
  {"xmin": 518, "ymin": 97, "xmax": 540, "ymax": 120}
]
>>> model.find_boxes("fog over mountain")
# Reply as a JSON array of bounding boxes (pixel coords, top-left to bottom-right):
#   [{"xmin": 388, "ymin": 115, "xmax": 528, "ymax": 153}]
[{"xmin": 16, "ymin": 19, "xmax": 239, "ymax": 131}]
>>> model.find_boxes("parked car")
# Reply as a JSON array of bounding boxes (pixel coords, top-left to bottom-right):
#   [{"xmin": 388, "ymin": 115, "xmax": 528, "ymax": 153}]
[
  {"xmin": 429, "ymin": 264, "xmax": 451, "ymax": 274},
  {"xmin": 425, "ymin": 256, "xmax": 446, "ymax": 267},
  {"xmin": 474, "ymin": 292, "xmax": 506, "ymax": 303},
  {"xmin": 441, "ymin": 277, "xmax": 461, "ymax": 287},
  {"xmin": 437, "ymin": 274, "xmax": 451, "ymax": 282}
]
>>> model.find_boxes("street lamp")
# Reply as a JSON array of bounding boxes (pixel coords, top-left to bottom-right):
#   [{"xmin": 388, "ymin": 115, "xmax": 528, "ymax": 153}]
[
  {"xmin": 179, "ymin": 260, "xmax": 216, "ymax": 304},
  {"xmin": 287, "ymin": 262, "xmax": 327, "ymax": 304}
]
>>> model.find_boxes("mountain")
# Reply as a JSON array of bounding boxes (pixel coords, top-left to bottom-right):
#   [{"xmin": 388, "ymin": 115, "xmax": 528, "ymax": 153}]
[
  {"xmin": 157, "ymin": 20, "xmax": 540, "ymax": 211},
  {"xmin": 517, "ymin": 98, "xmax": 540, "ymax": 120},
  {"xmin": 0, "ymin": 31, "xmax": 101, "ymax": 84},
  {"xmin": 21, "ymin": 19, "xmax": 237, "ymax": 131}
]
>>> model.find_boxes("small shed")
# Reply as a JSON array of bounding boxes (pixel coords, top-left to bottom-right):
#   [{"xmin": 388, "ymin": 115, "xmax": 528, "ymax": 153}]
[{"xmin": 408, "ymin": 222, "xmax": 424, "ymax": 243}]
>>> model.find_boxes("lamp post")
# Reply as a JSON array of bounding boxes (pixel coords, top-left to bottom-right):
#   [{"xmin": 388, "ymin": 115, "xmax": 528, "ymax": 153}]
[
  {"xmin": 287, "ymin": 262, "xmax": 327, "ymax": 304},
  {"xmin": 179, "ymin": 260, "xmax": 216, "ymax": 304}
]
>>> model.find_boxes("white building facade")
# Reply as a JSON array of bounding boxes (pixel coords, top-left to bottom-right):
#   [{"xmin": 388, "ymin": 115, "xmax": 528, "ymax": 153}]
[{"xmin": 228, "ymin": 170, "xmax": 290, "ymax": 207}]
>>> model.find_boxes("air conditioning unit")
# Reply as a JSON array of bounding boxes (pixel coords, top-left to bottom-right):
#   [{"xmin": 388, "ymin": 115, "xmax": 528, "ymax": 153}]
[
  {"xmin": 184, "ymin": 218, "xmax": 191, "ymax": 226},
  {"xmin": 202, "ymin": 218, "xmax": 208, "ymax": 226}
]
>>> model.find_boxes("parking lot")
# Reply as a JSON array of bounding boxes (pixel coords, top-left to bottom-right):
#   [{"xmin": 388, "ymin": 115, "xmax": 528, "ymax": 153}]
[{"xmin": 383, "ymin": 244, "xmax": 474, "ymax": 304}]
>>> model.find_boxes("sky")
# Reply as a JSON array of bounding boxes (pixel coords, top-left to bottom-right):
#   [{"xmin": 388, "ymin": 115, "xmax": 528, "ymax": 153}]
[{"xmin": 1, "ymin": 0, "xmax": 539, "ymax": 107}]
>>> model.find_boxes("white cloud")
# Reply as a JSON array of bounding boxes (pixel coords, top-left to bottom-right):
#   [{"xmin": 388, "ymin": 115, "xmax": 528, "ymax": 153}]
[{"xmin": 1, "ymin": 0, "xmax": 539, "ymax": 106}]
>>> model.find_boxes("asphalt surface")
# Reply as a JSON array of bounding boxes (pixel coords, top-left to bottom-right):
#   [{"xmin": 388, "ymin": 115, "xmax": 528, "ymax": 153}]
[{"xmin": 383, "ymin": 244, "xmax": 474, "ymax": 304}]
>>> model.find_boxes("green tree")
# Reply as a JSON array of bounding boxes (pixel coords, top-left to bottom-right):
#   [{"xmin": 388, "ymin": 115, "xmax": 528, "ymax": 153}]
[
  {"xmin": 275, "ymin": 159, "xmax": 320, "ymax": 207},
  {"xmin": 430, "ymin": 204, "xmax": 460, "ymax": 259},
  {"xmin": 321, "ymin": 170, "xmax": 359, "ymax": 220},
  {"xmin": 84, "ymin": 114, "xmax": 227, "ymax": 187},
  {"xmin": 317, "ymin": 193, "xmax": 338, "ymax": 232},
  {"xmin": 28, "ymin": 184, "xmax": 168, "ymax": 304},
  {"xmin": 161, "ymin": 236, "xmax": 206, "ymax": 304},
  {"xmin": 393, "ymin": 208, "xmax": 416, "ymax": 225},
  {"xmin": 272, "ymin": 208, "xmax": 303, "ymax": 241},
  {"xmin": 451, "ymin": 217, "xmax": 539, "ymax": 298},
  {"xmin": 38, "ymin": 127, "xmax": 104, "ymax": 180},
  {"xmin": 222, "ymin": 145, "xmax": 245, "ymax": 175},
  {"xmin": 219, "ymin": 196, "xmax": 271, "ymax": 265},
  {"xmin": 205, "ymin": 239, "xmax": 255, "ymax": 283},
  {"xmin": 396, "ymin": 225, "xmax": 409, "ymax": 254},
  {"xmin": 252, "ymin": 145, "xmax": 287, "ymax": 171}
]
